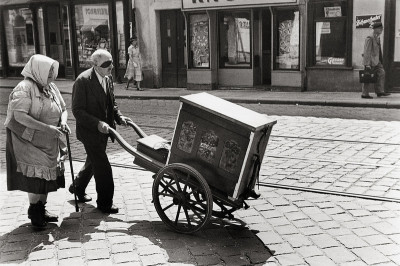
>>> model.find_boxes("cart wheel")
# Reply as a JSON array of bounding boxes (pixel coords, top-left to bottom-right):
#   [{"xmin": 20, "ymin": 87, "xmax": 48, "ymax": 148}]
[{"xmin": 152, "ymin": 163, "xmax": 213, "ymax": 234}]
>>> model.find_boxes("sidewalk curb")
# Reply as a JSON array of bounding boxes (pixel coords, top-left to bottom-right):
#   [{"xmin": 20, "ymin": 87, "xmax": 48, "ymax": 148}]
[{"xmin": 1, "ymin": 86, "xmax": 399, "ymax": 109}]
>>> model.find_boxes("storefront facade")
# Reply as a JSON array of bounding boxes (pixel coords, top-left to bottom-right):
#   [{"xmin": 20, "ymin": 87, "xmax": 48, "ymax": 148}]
[
  {"xmin": 0, "ymin": 0, "xmax": 134, "ymax": 82},
  {"xmin": 134, "ymin": 0, "xmax": 398, "ymax": 91},
  {"xmin": 134, "ymin": 0, "xmax": 306, "ymax": 89},
  {"xmin": 1, "ymin": 0, "xmax": 398, "ymax": 92},
  {"xmin": 306, "ymin": 0, "xmax": 399, "ymax": 92}
]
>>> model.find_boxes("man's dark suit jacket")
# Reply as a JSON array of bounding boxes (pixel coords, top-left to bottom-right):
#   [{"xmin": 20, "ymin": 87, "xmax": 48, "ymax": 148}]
[{"xmin": 72, "ymin": 68, "xmax": 123, "ymax": 146}]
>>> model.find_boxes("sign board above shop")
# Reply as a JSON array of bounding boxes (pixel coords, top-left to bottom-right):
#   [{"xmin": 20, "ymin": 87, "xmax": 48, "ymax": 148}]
[
  {"xmin": 355, "ymin": 14, "xmax": 382, "ymax": 29},
  {"xmin": 182, "ymin": 0, "xmax": 297, "ymax": 10}
]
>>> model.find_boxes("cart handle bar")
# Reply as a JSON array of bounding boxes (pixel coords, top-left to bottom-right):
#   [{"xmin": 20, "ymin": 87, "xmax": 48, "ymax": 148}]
[
  {"xmin": 108, "ymin": 127, "xmax": 164, "ymax": 171},
  {"xmin": 127, "ymin": 120, "xmax": 148, "ymax": 139}
]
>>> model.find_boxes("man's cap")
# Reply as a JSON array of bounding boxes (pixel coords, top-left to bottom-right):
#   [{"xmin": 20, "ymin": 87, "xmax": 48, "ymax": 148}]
[{"xmin": 372, "ymin": 22, "xmax": 383, "ymax": 29}]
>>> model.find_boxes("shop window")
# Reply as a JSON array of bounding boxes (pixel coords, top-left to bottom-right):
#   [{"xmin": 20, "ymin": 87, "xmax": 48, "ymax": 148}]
[
  {"xmin": 74, "ymin": 4, "xmax": 111, "ymax": 68},
  {"xmin": 274, "ymin": 9, "xmax": 300, "ymax": 70},
  {"xmin": 309, "ymin": 0, "xmax": 351, "ymax": 67},
  {"xmin": 189, "ymin": 13, "xmax": 209, "ymax": 68},
  {"xmin": 3, "ymin": 8, "xmax": 36, "ymax": 67},
  {"xmin": 116, "ymin": 1, "xmax": 126, "ymax": 68},
  {"xmin": 218, "ymin": 11, "xmax": 251, "ymax": 68}
]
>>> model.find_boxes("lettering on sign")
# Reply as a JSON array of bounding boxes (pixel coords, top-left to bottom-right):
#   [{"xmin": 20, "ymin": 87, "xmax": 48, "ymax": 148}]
[
  {"xmin": 327, "ymin": 57, "xmax": 345, "ymax": 65},
  {"xmin": 82, "ymin": 6, "xmax": 109, "ymax": 20},
  {"xmin": 192, "ymin": 0, "xmax": 234, "ymax": 2},
  {"xmin": 324, "ymin": 6, "xmax": 342, "ymax": 17},
  {"xmin": 355, "ymin": 14, "xmax": 382, "ymax": 29},
  {"xmin": 183, "ymin": 0, "xmax": 297, "ymax": 10}
]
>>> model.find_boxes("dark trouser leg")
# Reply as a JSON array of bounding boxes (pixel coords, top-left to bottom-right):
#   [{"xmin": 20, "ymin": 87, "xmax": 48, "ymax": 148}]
[
  {"xmin": 83, "ymin": 142, "xmax": 114, "ymax": 208},
  {"xmin": 361, "ymin": 83, "xmax": 370, "ymax": 96},
  {"xmin": 73, "ymin": 156, "xmax": 93, "ymax": 195},
  {"xmin": 374, "ymin": 63, "xmax": 385, "ymax": 94}
]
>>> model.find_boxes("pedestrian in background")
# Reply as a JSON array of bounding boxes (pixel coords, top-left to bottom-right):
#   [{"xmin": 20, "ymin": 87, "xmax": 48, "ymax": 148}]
[
  {"xmin": 5, "ymin": 54, "xmax": 70, "ymax": 228},
  {"xmin": 124, "ymin": 38, "xmax": 143, "ymax": 91},
  {"xmin": 361, "ymin": 22, "xmax": 391, "ymax": 99},
  {"xmin": 70, "ymin": 49, "xmax": 132, "ymax": 214}
]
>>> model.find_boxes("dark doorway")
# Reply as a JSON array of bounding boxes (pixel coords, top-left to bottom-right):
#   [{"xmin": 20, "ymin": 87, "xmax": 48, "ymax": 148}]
[
  {"xmin": 45, "ymin": 6, "xmax": 65, "ymax": 78},
  {"xmin": 160, "ymin": 10, "xmax": 187, "ymax": 88},
  {"xmin": 385, "ymin": 0, "xmax": 400, "ymax": 92},
  {"xmin": 262, "ymin": 9, "xmax": 272, "ymax": 85}
]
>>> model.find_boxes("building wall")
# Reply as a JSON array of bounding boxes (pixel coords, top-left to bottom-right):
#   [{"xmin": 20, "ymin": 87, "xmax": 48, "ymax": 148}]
[{"xmin": 135, "ymin": 0, "xmax": 181, "ymax": 88}]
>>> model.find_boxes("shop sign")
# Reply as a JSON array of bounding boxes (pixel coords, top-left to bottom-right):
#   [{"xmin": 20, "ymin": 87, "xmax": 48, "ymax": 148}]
[
  {"xmin": 182, "ymin": 0, "xmax": 297, "ymax": 10},
  {"xmin": 82, "ymin": 6, "xmax": 109, "ymax": 21},
  {"xmin": 319, "ymin": 57, "xmax": 345, "ymax": 65},
  {"xmin": 324, "ymin": 6, "xmax": 342, "ymax": 17},
  {"xmin": 355, "ymin": 14, "xmax": 382, "ymax": 28}
]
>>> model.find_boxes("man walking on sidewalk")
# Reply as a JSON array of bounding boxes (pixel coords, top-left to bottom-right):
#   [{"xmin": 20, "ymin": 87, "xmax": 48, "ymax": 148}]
[
  {"xmin": 361, "ymin": 22, "xmax": 390, "ymax": 99},
  {"xmin": 70, "ymin": 49, "xmax": 131, "ymax": 214}
]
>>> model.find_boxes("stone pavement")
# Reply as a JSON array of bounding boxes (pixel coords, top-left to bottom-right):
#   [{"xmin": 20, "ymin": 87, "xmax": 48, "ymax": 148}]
[
  {"xmin": 1, "ymin": 78, "xmax": 399, "ymax": 109},
  {"xmin": 1, "ymin": 88, "xmax": 400, "ymax": 265}
]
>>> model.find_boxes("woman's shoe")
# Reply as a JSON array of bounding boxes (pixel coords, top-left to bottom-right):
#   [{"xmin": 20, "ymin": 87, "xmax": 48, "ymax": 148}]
[
  {"xmin": 28, "ymin": 201, "xmax": 47, "ymax": 228},
  {"xmin": 137, "ymin": 87, "xmax": 144, "ymax": 91},
  {"xmin": 43, "ymin": 202, "xmax": 58, "ymax": 222}
]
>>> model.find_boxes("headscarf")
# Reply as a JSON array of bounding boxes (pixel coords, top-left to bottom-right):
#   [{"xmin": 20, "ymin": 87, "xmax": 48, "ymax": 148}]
[{"xmin": 21, "ymin": 54, "xmax": 59, "ymax": 87}]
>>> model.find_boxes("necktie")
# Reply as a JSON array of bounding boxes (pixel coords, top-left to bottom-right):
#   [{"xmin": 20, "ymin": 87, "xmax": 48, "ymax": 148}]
[{"xmin": 102, "ymin": 77, "xmax": 108, "ymax": 93}]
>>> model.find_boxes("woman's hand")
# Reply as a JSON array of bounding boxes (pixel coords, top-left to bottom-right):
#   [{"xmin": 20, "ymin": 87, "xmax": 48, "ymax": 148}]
[
  {"xmin": 49, "ymin": 125, "xmax": 64, "ymax": 139},
  {"xmin": 60, "ymin": 121, "xmax": 71, "ymax": 134}
]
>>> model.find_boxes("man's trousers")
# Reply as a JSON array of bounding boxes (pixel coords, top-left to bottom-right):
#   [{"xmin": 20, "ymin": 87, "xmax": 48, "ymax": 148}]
[{"xmin": 74, "ymin": 138, "xmax": 114, "ymax": 208}]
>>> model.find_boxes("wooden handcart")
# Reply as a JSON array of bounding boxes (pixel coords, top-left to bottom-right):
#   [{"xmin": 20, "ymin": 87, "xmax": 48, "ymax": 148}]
[{"xmin": 109, "ymin": 93, "xmax": 277, "ymax": 234}]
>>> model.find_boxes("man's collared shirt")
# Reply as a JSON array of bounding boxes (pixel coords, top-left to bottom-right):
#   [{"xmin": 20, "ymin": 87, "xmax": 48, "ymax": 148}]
[{"xmin": 94, "ymin": 69, "xmax": 108, "ymax": 94}]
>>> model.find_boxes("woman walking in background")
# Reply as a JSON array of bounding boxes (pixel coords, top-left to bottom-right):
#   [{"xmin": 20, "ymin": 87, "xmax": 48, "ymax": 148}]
[
  {"xmin": 5, "ymin": 54, "xmax": 70, "ymax": 228},
  {"xmin": 125, "ymin": 38, "xmax": 143, "ymax": 90}
]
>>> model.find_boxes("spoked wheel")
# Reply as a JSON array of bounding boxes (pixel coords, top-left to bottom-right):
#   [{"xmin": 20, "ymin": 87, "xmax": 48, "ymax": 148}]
[{"xmin": 152, "ymin": 163, "xmax": 213, "ymax": 234}]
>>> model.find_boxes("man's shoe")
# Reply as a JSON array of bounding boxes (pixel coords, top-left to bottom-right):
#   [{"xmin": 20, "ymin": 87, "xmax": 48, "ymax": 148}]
[
  {"xmin": 97, "ymin": 204, "xmax": 119, "ymax": 214},
  {"xmin": 377, "ymin": 92, "xmax": 391, "ymax": 97},
  {"xmin": 68, "ymin": 185, "xmax": 92, "ymax": 202},
  {"xmin": 361, "ymin": 95, "xmax": 373, "ymax": 99}
]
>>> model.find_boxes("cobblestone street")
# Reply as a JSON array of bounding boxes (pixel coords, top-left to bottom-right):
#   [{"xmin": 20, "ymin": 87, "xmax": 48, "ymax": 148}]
[{"xmin": 0, "ymin": 94, "xmax": 400, "ymax": 265}]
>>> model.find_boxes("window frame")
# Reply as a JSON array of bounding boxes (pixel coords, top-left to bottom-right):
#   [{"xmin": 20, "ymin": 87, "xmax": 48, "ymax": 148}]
[
  {"xmin": 2, "ymin": 6, "xmax": 37, "ymax": 68},
  {"xmin": 188, "ymin": 12, "xmax": 210, "ymax": 69},
  {"xmin": 307, "ymin": 0, "xmax": 353, "ymax": 69},
  {"xmin": 73, "ymin": 2, "xmax": 112, "ymax": 69},
  {"xmin": 273, "ymin": 7, "xmax": 301, "ymax": 71},
  {"xmin": 218, "ymin": 9, "xmax": 252, "ymax": 69}
]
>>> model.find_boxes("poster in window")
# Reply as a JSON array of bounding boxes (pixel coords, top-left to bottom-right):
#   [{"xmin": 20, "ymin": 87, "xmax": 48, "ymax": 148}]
[
  {"xmin": 324, "ymin": 7, "xmax": 342, "ymax": 17},
  {"xmin": 190, "ymin": 16, "xmax": 209, "ymax": 67},
  {"xmin": 276, "ymin": 11, "xmax": 299, "ymax": 69},
  {"xmin": 321, "ymin": 22, "xmax": 331, "ymax": 34}
]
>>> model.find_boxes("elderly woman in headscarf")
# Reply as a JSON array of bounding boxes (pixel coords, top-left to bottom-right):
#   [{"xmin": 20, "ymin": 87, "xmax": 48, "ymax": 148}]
[{"xmin": 4, "ymin": 54, "xmax": 70, "ymax": 228}]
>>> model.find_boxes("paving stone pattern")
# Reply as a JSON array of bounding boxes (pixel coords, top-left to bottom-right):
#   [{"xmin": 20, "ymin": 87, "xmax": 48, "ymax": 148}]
[{"xmin": 0, "ymin": 97, "xmax": 399, "ymax": 265}]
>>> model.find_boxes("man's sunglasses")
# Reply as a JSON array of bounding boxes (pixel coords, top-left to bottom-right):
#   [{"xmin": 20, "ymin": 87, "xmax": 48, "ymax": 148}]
[{"xmin": 99, "ymin": 60, "xmax": 113, "ymax": 68}]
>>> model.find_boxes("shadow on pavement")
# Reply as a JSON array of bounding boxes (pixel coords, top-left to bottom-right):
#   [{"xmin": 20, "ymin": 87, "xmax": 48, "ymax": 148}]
[{"xmin": 0, "ymin": 202, "xmax": 273, "ymax": 265}]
